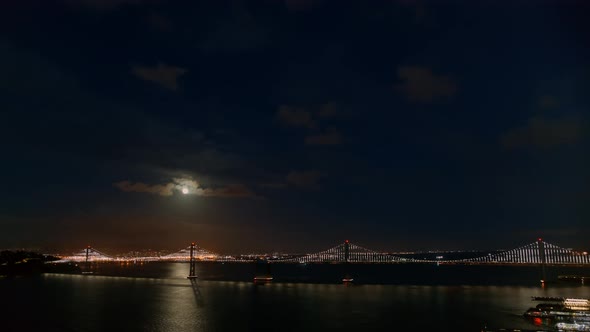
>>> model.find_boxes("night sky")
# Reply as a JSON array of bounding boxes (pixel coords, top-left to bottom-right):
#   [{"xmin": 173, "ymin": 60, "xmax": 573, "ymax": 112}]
[{"xmin": 1, "ymin": 1, "xmax": 589, "ymax": 253}]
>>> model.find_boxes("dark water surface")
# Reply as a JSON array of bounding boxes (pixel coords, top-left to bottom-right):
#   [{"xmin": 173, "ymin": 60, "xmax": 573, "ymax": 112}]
[{"xmin": 2, "ymin": 263, "xmax": 590, "ymax": 332}]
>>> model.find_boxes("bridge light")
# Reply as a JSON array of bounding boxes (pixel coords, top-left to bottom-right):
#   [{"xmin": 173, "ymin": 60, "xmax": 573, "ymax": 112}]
[
  {"xmin": 345, "ymin": 240, "xmax": 349, "ymax": 243},
  {"xmin": 538, "ymin": 238, "xmax": 542, "ymax": 242}
]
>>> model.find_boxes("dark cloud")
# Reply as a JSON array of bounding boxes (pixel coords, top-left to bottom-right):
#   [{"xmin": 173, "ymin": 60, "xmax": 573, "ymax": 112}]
[
  {"xmin": 276, "ymin": 105, "xmax": 315, "ymax": 128},
  {"xmin": 286, "ymin": 170, "xmax": 321, "ymax": 188},
  {"xmin": 114, "ymin": 180, "xmax": 175, "ymax": 196},
  {"xmin": 114, "ymin": 178, "xmax": 260, "ymax": 199},
  {"xmin": 202, "ymin": 184, "xmax": 261, "ymax": 199},
  {"xmin": 305, "ymin": 128, "xmax": 342, "ymax": 145},
  {"xmin": 277, "ymin": 103, "xmax": 341, "ymax": 146},
  {"xmin": 395, "ymin": 66, "xmax": 457, "ymax": 103},
  {"xmin": 277, "ymin": 103, "xmax": 340, "ymax": 128},
  {"xmin": 132, "ymin": 63, "xmax": 187, "ymax": 91},
  {"xmin": 501, "ymin": 116, "xmax": 584, "ymax": 149}
]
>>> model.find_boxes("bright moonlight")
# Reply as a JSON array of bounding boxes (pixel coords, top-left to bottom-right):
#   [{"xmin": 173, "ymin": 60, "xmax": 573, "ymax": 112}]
[{"xmin": 181, "ymin": 187, "xmax": 189, "ymax": 194}]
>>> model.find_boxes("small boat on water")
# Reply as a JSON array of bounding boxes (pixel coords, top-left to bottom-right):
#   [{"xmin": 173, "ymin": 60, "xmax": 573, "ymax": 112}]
[{"xmin": 253, "ymin": 276, "xmax": 273, "ymax": 284}]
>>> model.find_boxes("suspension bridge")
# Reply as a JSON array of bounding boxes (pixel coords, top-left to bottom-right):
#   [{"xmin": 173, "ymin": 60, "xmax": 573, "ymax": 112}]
[{"xmin": 58, "ymin": 239, "xmax": 590, "ymax": 266}]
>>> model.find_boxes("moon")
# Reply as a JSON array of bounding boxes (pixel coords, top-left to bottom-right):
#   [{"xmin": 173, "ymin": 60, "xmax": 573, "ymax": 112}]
[{"xmin": 181, "ymin": 188, "xmax": 189, "ymax": 194}]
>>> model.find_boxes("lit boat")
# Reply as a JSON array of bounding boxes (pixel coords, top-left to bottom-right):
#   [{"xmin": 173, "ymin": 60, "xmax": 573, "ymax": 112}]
[
  {"xmin": 253, "ymin": 276, "xmax": 273, "ymax": 284},
  {"xmin": 555, "ymin": 322, "xmax": 590, "ymax": 331},
  {"xmin": 525, "ymin": 297, "xmax": 590, "ymax": 319},
  {"xmin": 564, "ymin": 299, "xmax": 590, "ymax": 311}
]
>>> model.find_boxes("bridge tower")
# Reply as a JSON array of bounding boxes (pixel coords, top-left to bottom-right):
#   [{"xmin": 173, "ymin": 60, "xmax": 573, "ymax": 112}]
[
  {"xmin": 538, "ymin": 238, "xmax": 547, "ymax": 283},
  {"xmin": 188, "ymin": 242, "xmax": 198, "ymax": 279},
  {"xmin": 344, "ymin": 240, "xmax": 350, "ymax": 263},
  {"xmin": 82, "ymin": 245, "xmax": 94, "ymax": 275},
  {"xmin": 85, "ymin": 245, "xmax": 90, "ymax": 263},
  {"xmin": 342, "ymin": 240, "xmax": 353, "ymax": 284}
]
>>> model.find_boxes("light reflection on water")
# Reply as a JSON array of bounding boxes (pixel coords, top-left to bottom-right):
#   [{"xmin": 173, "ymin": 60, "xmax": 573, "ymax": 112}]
[{"xmin": 2, "ymin": 263, "xmax": 590, "ymax": 332}]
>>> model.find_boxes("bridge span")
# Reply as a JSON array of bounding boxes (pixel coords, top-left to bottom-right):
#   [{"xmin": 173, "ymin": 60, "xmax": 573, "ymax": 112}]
[{"xmin": 58, "ymin": 239, "xmax": 590, "ymax": 266}]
